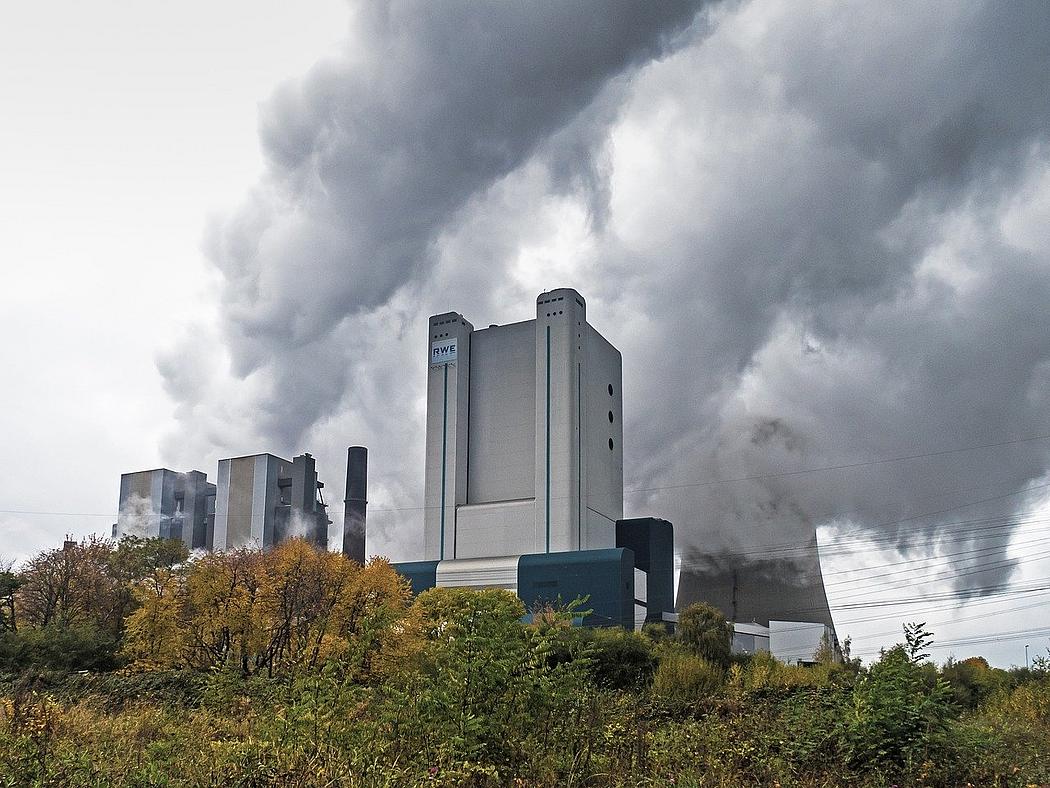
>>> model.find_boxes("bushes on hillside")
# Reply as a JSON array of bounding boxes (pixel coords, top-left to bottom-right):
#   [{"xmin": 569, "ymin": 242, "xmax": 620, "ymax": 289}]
[
  {"xmin": 2, "ymin": 536, "xmax": 1049, "ymax": 785},
  {"xmin": 651, "ymin": 649, "xmax": 724, "ymax": 703},
  {"xmin": 122, "ymin": 541, "xmax": 410, "ymax": 676}
]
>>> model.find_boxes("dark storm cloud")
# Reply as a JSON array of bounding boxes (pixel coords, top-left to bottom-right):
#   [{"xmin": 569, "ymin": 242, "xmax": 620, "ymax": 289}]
[
  {"xmin": 161, "ymin": 0, "xmax": 1050, "ymax": 598},
  {"xmin": 609, "ymin": 0, "xmax": 1050, "ymax": 596},
  {"xmin": 188, "ymin": 0, "xmax": 706, "ymax": 448}
]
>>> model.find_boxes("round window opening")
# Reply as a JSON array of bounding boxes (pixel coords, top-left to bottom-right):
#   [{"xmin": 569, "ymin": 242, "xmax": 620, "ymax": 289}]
[
  {"xmin": 608, "ymin": 410, "xmax": 614, "ymax": 423},
  {"xmin": 607, "ymin": 383, "xmax": 614, "ymax": 396},
  {"xmin": 608, "ymin": 438, "xmax": 615, "ymax": 451}
]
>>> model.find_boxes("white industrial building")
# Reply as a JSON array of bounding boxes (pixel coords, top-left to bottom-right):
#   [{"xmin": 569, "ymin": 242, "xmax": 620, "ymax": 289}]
[
  {"xmin": 398, "ymin": 288, "xmax": 675, "ymax": 629},
  {"xmin": 423, "ymin": 287, "xmax": 624, "ymax": 560},
  {"xmin": 732, "ymin": 620, "xmax": 839, "ymax": 665}
]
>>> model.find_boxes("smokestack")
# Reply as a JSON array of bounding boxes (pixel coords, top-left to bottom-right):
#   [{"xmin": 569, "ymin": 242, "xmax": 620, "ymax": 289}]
[{"xmin": 343, "ymin": 446, "xmax": 367, "ymax": 563}]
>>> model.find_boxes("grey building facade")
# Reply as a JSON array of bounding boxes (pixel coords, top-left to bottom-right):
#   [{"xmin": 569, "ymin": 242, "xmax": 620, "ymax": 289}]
[
  {"xmin": 213, "ymin": 452, "xmax": 330, "ymax": 550},
  {"xmin": 115, "ymin": 468, "xmax": 215, "ymax": 550}
]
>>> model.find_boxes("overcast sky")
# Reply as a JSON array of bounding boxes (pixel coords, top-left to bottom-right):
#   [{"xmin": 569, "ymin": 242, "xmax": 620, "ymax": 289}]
[{"xmin": 2, "ymin": 0, "xmax": 1049, "ymax": 668}]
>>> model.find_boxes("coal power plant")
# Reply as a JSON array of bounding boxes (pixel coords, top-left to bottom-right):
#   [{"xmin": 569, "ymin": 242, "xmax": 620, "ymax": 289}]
[
  {"xmin": 392, "ymin": 288, "xmax": 674, "ymax": 629},
  {"xmin": 115, "ymin": 448, "xmax": 368, "ymax": 559},
  {"xmin": 115, "ymin": 287, "xmax": 838, "ymax": 654}
]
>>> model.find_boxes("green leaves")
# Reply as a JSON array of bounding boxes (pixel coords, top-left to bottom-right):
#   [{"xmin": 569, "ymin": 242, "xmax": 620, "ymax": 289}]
[
  {"xmin": 835, "ymin": 624, "xmax": 956, "ymax": 775},
  {"xmin": 676, "ymin": 602, "xmax": 733, "ymax": 667}
]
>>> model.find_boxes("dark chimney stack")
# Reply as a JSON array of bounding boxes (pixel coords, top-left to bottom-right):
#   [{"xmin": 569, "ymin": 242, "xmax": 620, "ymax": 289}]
[{"xmin": 343, "ymin": 446, "xmax": 367, "ymax": 563}]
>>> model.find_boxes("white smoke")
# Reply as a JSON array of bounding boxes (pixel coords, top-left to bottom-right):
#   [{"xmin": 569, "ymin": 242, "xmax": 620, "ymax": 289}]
[{"xmin": 116, "ymin": 493, "xmax": 164, "ymax": 539}]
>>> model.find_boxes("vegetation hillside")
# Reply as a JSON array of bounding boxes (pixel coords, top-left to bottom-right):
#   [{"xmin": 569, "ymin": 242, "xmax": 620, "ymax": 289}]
[{"xmin": 0, "ymin": 537, "xmax": 1047, "ymax": 786}]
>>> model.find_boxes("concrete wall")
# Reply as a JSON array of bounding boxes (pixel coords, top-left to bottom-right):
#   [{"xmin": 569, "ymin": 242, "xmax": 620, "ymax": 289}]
[
  {"xmin": 769, "ymin": 621, "xmax": 834, "ymax": 665},
  {"xmin": 467, "ymin": 320, "xmax": 536, "ymax": 504},
  {"xmin": 582, "ymin": 324, "xmax": 623, "ymax": 548},
  {"xmin": 454, "ymin": 499, "xmax": 535, "ymax": 559},
  {"xmin": 732, "ymin": 624, "xmax": 771, "ymax": 656},
  {"xmin": 534, "ymin": 288, "xmax": 587, "ymax": 554}
]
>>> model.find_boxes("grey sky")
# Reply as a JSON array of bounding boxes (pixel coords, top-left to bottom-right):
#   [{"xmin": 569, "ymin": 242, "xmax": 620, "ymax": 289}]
[{"xmin": 2, "ymin": 0, "xmax": 1049, "ymax": 667}]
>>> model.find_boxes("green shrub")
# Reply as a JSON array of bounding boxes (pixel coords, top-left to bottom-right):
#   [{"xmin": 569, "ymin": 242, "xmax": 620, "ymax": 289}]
[
  {"xmin": 651, "ymin": 648, "xmax": 724, "ymax": 703},
  {"xmin": 676, "ymin": 602, "xmax": 732, "ymax": 667},
  {"xmin": 579, "ymin": 627, "xmax": 657, "ymax": 690},
  {"xmin": 1, "ymin": 623, "xmax": 119, "ymax": 673},
  {"xmin": 984, "ymin": 674, "xmax": 1050, "ymax": 725},
  {"xmin": 728, "ymin": 649, "xmax": 829, "ymax": 695},
  {"xmin": 835, "ymin": 625, "xmax": 955, "ymax": 775}
]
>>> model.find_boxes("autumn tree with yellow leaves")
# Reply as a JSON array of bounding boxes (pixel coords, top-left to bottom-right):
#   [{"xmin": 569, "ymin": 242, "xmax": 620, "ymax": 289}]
[{"xmin": 122, "ymin": 539, "xmax": 411, "ymax": 677}]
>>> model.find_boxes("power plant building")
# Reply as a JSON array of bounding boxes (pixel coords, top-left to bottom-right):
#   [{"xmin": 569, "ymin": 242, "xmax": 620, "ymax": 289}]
[
  {"xmin": 423, "ymin": 288, "xmax": 623, "ymax": 559},
  {"xmin": 213, "ymin": 452, "xmax": 330, "ymax": 550},
  {"xmin": 115, "ymin": 468, "xmax": 215, "ymax": 550},
  {"xmin": 398, "ymin": 288, "xmax": 676, "ymax": 629}
]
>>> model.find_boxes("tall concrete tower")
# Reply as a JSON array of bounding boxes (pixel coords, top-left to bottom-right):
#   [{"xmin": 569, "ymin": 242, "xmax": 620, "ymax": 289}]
[
  {"xmin": 422, "ymin": 288, "xmax": 624, "ymax": 561},
  {"xmin": 400, "ymin": 288, "xmax": 674, "ymax": 630}
]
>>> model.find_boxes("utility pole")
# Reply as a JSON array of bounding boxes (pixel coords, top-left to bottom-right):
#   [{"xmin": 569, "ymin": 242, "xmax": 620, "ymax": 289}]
[{"xmin": 1025, "ymin": 644, "xmax": 1030, "ymax": 670}]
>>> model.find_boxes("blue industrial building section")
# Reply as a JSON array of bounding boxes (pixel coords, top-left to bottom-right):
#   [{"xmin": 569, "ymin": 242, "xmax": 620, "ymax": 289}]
[
  {"xmin": 394, "ymin": 517, "xmax": 674, "ymax": 631},
  {"xmin": 616, "ymin": 517, "xmax": 674, "ymax": 626},
  {"xmin": 518, "ymin": 548, "xmax": 635, "ymax": 627}
]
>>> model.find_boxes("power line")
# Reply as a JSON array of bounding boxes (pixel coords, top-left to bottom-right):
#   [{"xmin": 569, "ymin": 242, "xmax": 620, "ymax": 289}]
[
  {"xmin": 831, "ymin": 548, "xmax": 1050, "ymax": 604},
  {"xmin": 847, "ymin": 597, "xmax": 1050, "ymax": 645},
  {"xmin": 821, "ymin": 531, "xmax": 1050, "ymax": 584},
  {"xmin": 4, "ymin": 430, "xmax": 1050, "ymax": 519},
  {"xmin": 674, "ymin": 483, "xmax": 1050, "ymax": 566},
  {"xmin": 622, "ymin": 431, "xmax": 1050, "ymax": 495}
]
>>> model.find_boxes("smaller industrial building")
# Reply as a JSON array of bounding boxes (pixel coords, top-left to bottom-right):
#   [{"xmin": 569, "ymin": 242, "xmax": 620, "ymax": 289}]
[
  {"xmin": 115, "ymin": 449, "xmax": 373, "ymax": 556},
  {"xmin": 213, "ymin": 452, "xmax": 330, "ymax": 550},
  {"xmin": 115, "ymin": 469, "xmax": 215, "ymax": 551},
  {"xmin": 732, "ymin": 620, "xmax": 840, "ymax": 665}
]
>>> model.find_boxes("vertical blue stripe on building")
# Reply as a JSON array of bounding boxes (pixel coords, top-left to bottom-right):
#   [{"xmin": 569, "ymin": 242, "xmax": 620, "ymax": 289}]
[
  {"xmin": 577, "ymin": 362, "xmax": 581, "ymax": 550},
  {"xmin": 440, "ymin": 362, "xmax": 448, "ymax": 560},
  {"xmin": 545, "ymin": 325, "xmax": 551, "ymax": 553}
]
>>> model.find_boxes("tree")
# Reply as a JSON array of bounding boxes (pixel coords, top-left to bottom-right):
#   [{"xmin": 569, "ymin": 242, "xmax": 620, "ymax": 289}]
[
  {"xmin": 16, "ymin": 537, "xmax": 117, "ymax": 632},
  {"xmin": 120, "ymin": 567, "xmax": 186, "ymax": 669},
  {"xmin": 677, "ymin": 602, "xmax": 733, "ymax": 667},
  {"xmin": 813, "ymin": 631, "xmax": 836, "ymax": 664},
  {"xmin": 941, "ymin": 655, "xmax": 1008, "ymax": 709},
  {"xmin": 122, "ymin": 539, "xmax": 411, "ymax": 676},
  {"xmin": 0, "ymin": 562, "xmax": 18, "ymax": 632}
]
